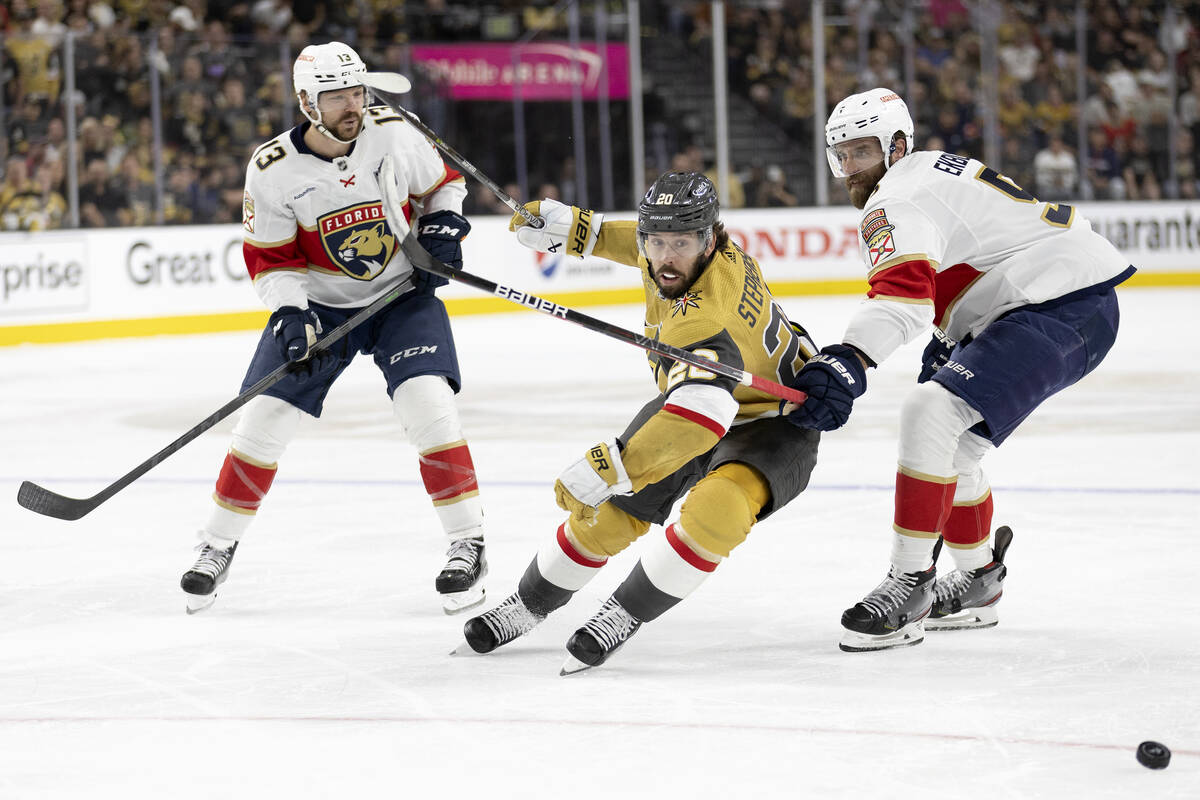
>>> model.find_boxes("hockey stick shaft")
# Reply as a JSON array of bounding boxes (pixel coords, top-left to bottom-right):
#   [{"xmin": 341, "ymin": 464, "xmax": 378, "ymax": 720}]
[
  {"xmin": 17, "ymin": 284, "xmax": 408, "ymax": 521},
  {"xmin": 360, "ymin": 71, "xmax": 543, "ymax": 228},
  {"xmin": 396, "ymin": 233, "xmax": 808, "ymax": 405}
]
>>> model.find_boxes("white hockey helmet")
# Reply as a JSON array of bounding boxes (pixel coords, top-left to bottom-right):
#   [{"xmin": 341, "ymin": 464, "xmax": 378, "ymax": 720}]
[
  {"xmin": 824, "ymin": 88, "xmax": 915, "ymax": 177},
  {"xmin": 293, "ymin": 41, "xmax": 369, "ymax": 142}
]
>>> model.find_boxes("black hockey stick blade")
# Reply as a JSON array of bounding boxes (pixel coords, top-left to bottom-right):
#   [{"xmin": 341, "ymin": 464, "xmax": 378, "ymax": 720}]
[
  {"xmin": 17, "ymin": 284, "xmax": 408, "ymax": 521},
  {"xmin": 396, "ymin": 233, "xmax": 808, "ymax": 405}
]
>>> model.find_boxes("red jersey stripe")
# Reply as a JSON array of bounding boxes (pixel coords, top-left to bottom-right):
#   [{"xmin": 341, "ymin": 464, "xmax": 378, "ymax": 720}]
[{"xmin": 664, "ymin": 403, "xmax": 727, "ymax": 437}]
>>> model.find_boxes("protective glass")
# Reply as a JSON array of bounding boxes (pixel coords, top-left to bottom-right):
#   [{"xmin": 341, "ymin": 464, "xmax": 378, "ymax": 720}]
[
  {"xmin": 637, "ymin": 229, "xmax": 709, "ymax": 260},
  {"xmin": 826, "ymin": 136, "xmax": 886, "ymax": 178}
]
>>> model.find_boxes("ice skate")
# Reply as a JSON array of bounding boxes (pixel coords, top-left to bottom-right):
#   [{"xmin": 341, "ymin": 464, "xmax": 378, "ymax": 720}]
[
  {"xmin": 927, "ymin": 526, "xmax": 1013, "ymax": 631},
  {"xmin": 458, "ymin": 592, "xmax": 545, "ymax": 654},
  {"xmin": 839, "ymin": 563, "xmax": 936, "ymax": 652},
  {"xmin": 180, "ymin": 541, "xmax": 238, "ymax": 615},
  {"xmin": 560, "ymin": 598, "xmax": 643, "ymax": 675},
  {"xmin": 436, "ymin": 537, "xmax": 487, "ymax": 615}
]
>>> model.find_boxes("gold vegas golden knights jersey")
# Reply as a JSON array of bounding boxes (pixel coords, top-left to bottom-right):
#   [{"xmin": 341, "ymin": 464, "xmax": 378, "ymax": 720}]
[
  {"xmin": 597, "ymin": 220, "xmax": 815, "ymax": 421},
  {"xmin": 588, "ymin": 220, "xmax": 817, "ymax": 493}
]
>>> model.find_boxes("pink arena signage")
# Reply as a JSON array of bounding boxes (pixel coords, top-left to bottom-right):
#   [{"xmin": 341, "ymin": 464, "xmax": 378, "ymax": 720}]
[{"xmin": 410, "ymin": 43, "xmax": 630, "ymax": 101}]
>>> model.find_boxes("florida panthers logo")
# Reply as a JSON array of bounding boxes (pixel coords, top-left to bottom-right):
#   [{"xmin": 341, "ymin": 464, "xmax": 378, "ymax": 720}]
[{"xmin": 319, "ymin": 202, "xmax": 397, "ymax": 280}]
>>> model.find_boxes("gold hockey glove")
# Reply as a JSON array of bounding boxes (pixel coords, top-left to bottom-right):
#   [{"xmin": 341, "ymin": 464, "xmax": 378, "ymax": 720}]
[
  {"xmin": 554, "ymin": 439, "xmax": 634, "ymax": 523},
  {"xmin": 509, "ymin": 199, "xmax": 602, "ymax": 258}
]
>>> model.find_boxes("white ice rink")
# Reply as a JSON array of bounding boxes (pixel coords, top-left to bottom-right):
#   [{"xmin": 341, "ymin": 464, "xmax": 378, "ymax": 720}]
[{"xmin": 2, "ymin": 288, "xmax": 1197, "ymax": 799}]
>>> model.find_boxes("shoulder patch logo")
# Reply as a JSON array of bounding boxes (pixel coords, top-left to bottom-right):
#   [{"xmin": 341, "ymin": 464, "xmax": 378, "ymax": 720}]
[
  {"xmin": 670, "ymin": 290, "xmax": 702, "ymax": 317},
  {"xmin": 861, "ymin": 208, "xmax": 896, "ymax": 266},
  {"xmin": 242, "ymin": 191, "xmax": 255, "ymax": 234}
]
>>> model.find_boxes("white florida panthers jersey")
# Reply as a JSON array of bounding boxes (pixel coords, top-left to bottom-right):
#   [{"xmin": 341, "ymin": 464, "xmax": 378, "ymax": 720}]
[
  {"xmin": 841, "ymin": 150, "xmax": 1133, "ymax": 363},
  {"xmin": 241, "ymin": 106, "xmax": 466, "ymax": 311}
]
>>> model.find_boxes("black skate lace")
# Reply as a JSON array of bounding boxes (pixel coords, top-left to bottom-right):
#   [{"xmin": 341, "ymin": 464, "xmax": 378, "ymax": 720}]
[
  {"xmin": 190, "ymin": 543, "xmax": 233, "ymax": 579},
  {"xmin": 482, "ymin": 594, "xmax": 542, "ymax": 644},
  {"xmin": 443, "ymin": 538, "xmax": 482, "ymax": 572},
  {"xmin": 934, "ymin": 570, "xmax": 973, "ymax": 603},
  {"xmin": 582, "ymin": 599, "xmax": 639, "ymax": 650},
  {"xmin": 860, "ymin": 571, "xmax": 921, "ymax": 616}
]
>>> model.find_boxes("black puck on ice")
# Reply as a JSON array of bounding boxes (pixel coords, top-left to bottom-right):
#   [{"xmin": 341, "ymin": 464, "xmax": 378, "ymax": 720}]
[{"xmin": 1136, "ymin": 740, "xmax": 1171, "ymax": 769}]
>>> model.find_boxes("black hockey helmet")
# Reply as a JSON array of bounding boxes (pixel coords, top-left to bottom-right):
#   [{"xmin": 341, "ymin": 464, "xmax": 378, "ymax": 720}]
[{"xmin": 637, "ymin": 171, "xmax": 719, "ymax": 234}]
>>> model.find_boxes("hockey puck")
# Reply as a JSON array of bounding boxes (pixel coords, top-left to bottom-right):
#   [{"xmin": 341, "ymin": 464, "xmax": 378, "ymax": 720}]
[{"xmin": 1136, "ymin": 740, "xmax": 1171, "ymax": 769}]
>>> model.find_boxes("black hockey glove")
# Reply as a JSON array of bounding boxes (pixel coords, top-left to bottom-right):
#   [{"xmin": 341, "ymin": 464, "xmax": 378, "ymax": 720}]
[
  {"xmin": 917, "ymin": 330, "xmax": 957, "ymax": 384},
  {"xmin": 414, "ymin": 209, "xmax": 471, "ymax": 295},
  {"xmin": 268, "ymin": 305, "xmax": 336, "ymax": 384},
  {"xmin": 783, "ymin": 344, "xmax": 870, "ymax": 431}
]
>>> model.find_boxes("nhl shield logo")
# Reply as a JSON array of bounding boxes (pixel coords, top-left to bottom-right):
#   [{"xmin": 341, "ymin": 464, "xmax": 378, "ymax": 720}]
[{"xmin": 319, "ymin": 202, "xmax": 397, "ymax": 280}]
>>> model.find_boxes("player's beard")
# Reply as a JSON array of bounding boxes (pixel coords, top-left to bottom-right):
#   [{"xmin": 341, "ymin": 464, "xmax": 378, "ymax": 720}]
[
  {"xmin": 650, "ymin": 253, "xmax": 706, "ymax": 300},
  {"xmin": 846, "ymin": 160, "xmax": 886, "ymax": 209},
  {"xmin": 330, "ymin": 111, "xmax": 363, "ymax": 142}
]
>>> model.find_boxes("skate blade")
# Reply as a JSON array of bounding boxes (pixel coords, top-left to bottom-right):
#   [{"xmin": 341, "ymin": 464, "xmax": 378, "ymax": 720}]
[
  {"xmin": 441, "ymin": 585, "xmax": 486, "ymax": 616},
  {"xmin": 185, "ymin": 592, "xmax": 218, "ymax": 615},
  {"xmin": 559, "ymin": 653, "xmax": 595, "ymax": 676},
  {"xmin": 839, "ymin": 621, "xmax": 925, "ymax": 652},
  {"xmin": 449, "ymin": 640, "xmax": 488, "ymax": 656},
  {"xmin": 926, "ymin": 606, "xmax": 998, "ymax": 631}
]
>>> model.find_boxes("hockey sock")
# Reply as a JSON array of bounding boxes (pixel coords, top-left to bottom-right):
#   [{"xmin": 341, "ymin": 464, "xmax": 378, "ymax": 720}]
[
  {"xmin": 205, "ymin": 449, "xmax": 278, "ymax": 546},
  {"xmin": 892, "ymin": 383, "xmax": 983, "ymax": 573},
  {"xmin": 516, "ymin": 523, "xmax": 608, "ymax": 616},
  {"xmin": 892, "ymin": 467, "xmax": 956, "ymax": 573},
  {"xmin": 943, "ymin": 491, "xmax": 995, "ymax": 571},
  {"xmin": 615, "ymin": 523, "xmax": 720, "ymax": 622},
  {"xmin": 418, "ymin": 440, "xmax": 484, "ymax": 538}
]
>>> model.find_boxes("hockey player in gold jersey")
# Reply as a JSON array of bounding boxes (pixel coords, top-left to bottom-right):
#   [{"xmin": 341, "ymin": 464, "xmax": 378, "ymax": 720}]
[{"xmin": 460, "ymin": 172, "xmax": 821, "ymax": 674}]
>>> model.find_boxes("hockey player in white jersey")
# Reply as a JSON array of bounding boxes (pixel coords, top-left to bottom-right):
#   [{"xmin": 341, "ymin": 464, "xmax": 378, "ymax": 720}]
[
  {"xmin": 179, "ymin": 42, "xmax": 488, "ymax": 615},
  {"xmin": 783, "ymin": 88, "xmax": 1135, "ymax": 652}
]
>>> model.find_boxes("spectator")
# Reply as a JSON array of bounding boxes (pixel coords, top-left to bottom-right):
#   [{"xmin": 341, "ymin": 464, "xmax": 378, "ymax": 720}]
[
  {"xmin": 1032, "ymin": 84, "xmax": 1074, "ymax": 144},
  {"xmin": 1123, "ymin": 135, "xmax": 1162, "ymax": 200},
  {"xmin": 0, "ymin": 156, "xmax": 34, "ymax": 230},
  {"xmin": 755, "ymin": 164, "xmax": 796, "ymax": 207},
  {"xmin": 1083, "ymin": 127, "xmax": 1125, "ymax": 200},
  {"xmin": 998, "ymin": 24, "xmax": 1039, "ymax": 84},
  {"xmin": 115, "ymin": 151, "xmax": 156, "ymax": 227},
  {"xmin": 1033, "ymin": 136, "xmax": 1078, "ymax": 199},
  {"xmin": 1170, "ymin": 129, "xmax": 1197, "ymax": 199},
  {"xmin": 78, "ymin": 157, "xmax": 128, "ymax": 228}
]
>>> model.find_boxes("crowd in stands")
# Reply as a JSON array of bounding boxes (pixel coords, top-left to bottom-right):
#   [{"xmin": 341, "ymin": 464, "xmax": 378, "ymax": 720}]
[{"xmin": 1, "ymin": 0, "xmax": 1198, "ymax": 231}]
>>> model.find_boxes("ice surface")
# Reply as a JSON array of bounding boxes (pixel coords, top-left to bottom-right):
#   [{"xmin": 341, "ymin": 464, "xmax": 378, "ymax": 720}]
[{"xmin": 1, "ymin": 290, "xmax": 1197, "ymax": 798}]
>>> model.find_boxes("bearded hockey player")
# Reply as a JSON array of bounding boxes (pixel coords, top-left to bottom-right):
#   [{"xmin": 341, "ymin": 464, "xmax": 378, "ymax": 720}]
[
  {"xmin": 783, "ymin": 88, "xmax": 1135, "ymax": 652},
  {"xmin": 179, "ymin": 42, "xmax": 488, "ymax": 615},
  {"xmin": 458, "ymin": 171, "xmax": 821, "ymax": 674}
]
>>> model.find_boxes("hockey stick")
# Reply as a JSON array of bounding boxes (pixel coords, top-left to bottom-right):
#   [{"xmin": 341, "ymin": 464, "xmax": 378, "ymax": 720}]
[
  {"xmin": 17, "ymin": 284, "xmax": 409, "ymax": 521},
  {"xmin": 395, "ymin": 231, "xmax": 809, "ymax": 405},
  {"xmin": 360, "ymin": 71, "xmax": 543, "ymax": 229}
]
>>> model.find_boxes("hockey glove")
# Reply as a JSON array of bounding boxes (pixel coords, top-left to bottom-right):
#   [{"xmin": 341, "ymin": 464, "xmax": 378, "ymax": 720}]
[
  {"xmin": 509, "ymin": 198, "xmax": 602, "ymax": 258},
  {"xmin": 414, "ymin": 209, "xmax": 471, "ymax": 295},
  {"xmin": 268, "ymin": 306, "xmax": 336, "ymax": 384},
  {"xmin": 783, "ymin": 344, "xmax": 870, "ymax": 432},
  {"xmin": 554, "ymin": 440, "xmax": 634, "ymax": 523},
  {"xmin": 918, "ymin": 329, "xmax": 957, "ymax": 384}
]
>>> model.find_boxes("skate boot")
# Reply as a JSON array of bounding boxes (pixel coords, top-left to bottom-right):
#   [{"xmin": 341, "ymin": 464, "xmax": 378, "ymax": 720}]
[
  {"xmin": 436, "ymin": 537, "xmax": 487, "ymax": 615},
  {"xmin": 839, "ymin": 563, "xmax": 936, "ymax": 652},
  {"xmin": 460, "ymin": 592, "xmax": 546, "ymax": 654},
  {"xmin": 927, "ymin": 526, "xmax": 1013, "ymax": 631},
  {"xmin": 560, "ymin": 598, "xmax": 643, "ymax": 675},
  {"xmin": 180, "ymin": 541, "xmax": 238, "ymax": 615}
]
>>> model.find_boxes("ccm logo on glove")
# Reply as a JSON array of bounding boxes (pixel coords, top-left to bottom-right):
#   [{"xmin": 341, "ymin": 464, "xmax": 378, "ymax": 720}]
[{"xmin": 420, "ymin": 222, "xmax": 466, "ymax": 237}]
